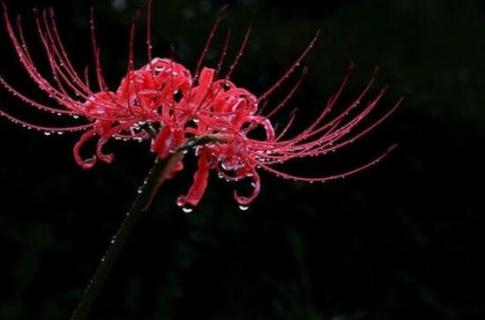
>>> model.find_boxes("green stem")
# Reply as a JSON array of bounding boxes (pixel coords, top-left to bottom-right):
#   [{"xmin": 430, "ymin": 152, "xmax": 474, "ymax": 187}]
[
  {"xmin": 70, "ymin": 152, "xmax": 182, "ymax": 320},
  {"xmin": 69, "ymin": 135, "xmax": 218, "ymax": 320}
]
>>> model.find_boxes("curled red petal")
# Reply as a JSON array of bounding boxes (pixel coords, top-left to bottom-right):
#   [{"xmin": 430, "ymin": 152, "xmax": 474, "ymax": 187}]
[
  {"xmin": 192, "ymin": 67, "xmax": 214, "ymax": 106},
  {"xmin": 176, "ymin": 149, "xmax": 210, "ymax": 207},
  {"xmin": 96, "ymin": 137, "xmax": 114, "ymax": 163},
  {"xmin": 233, "ymin": 170, "xmax": 260, "ymax": 206},
  {"xmin": 151, "ymin": 125, "xmax": 173, "ymax": 159},
  {"xmin": 248, "ymin": 116, "xmax": 275, "ymax": 141},
  {"xmin": 73, "ymin": 129, "xmax": 97, "ymax": 169},
  {"xmin": 95, "ymin": 121, "xmax": 137, "ymax": 163}
]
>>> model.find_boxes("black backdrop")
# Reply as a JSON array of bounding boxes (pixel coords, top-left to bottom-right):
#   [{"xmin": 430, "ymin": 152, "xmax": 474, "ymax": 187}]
[{"xmin": 1, "ymin": 0, "xmax": 484, "ymax": 319}]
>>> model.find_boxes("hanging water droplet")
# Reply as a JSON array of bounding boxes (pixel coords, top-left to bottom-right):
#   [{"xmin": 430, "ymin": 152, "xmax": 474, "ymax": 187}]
[
  {"xmin": 239, "ymin": 205, "xmax": 249, "ymax": 211},
  {"xmin": 44, "ymin": 132, "xmax": 52, "ymax": 136},
  {"xmin": 182, "ymin": 206, "xmax": 193, "ymax": 213}
]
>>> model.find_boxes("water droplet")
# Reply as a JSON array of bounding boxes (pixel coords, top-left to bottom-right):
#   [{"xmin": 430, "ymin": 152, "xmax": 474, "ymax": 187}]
[
  {"xmin": 182, "ymin": 206, "xmax": 193, "ymax": 213},
  {"xmin": 239, "ymin": 205, "xmax": 249, "ymax": 211},
  {"xmin": 44, "ymin": 132, "xmax": 52, "ymax": 136}
]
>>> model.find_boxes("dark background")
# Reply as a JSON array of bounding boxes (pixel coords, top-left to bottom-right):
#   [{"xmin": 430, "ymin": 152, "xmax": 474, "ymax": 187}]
[{"xmin": 1, "ymin": 0, "xmax": 484, "ymax": 319}]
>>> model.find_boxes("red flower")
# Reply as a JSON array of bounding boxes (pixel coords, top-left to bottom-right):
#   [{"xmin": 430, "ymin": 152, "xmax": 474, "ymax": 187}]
[{"xmin": 0, "ymin": 3, "xmax": 402, "ymax": 210}]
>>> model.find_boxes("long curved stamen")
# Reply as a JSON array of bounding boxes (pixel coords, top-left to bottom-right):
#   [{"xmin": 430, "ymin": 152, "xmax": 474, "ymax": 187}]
[
  {"xmin": 265, "ymin": 66, "xmax": 307, "ymax": 118},
  {"xmin": 0, "ymin": 108, "xmax": 93, "ymax": 132},
  {"xmin": 258, "ymin": 30, "xmax": 320, "ymax": 102},
  {"xmin": 224, "ymin": 19, "xmax": 252, "ymax": 79},
  {"xmin": 215, "ymin": 29, "xmax": 232, "ymax": 77},
  {"xmin": 48, "ymin": 8, "xmax": 94, "ymax": 95},
  {"xmin": 258, "ymin": 144, "xmax": 397, "ymax": 183},
  {"xmin": 90, "ymin": 8, "xmax": 108, "ymax": 92},
  {"xmin": 194, "ymin": 4, "xmax": 229, "ymax": 81}
]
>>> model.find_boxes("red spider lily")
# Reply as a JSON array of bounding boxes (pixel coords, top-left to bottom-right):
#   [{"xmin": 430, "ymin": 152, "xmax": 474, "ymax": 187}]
[{"xmin": 0, "ymin": 3, "xmax": 402, "ymax": 210}]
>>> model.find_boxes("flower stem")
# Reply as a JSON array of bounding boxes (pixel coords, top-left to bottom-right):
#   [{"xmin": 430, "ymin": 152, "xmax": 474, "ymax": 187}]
[{"xmin": 70, "ymin": 151, "xmax": 183, "ymax": 320}]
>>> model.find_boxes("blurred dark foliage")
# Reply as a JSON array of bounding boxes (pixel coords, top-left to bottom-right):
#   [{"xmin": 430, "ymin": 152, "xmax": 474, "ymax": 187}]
[{"xmin": 0, "ymin": 0, "xmax": 484, "ymax": 319}]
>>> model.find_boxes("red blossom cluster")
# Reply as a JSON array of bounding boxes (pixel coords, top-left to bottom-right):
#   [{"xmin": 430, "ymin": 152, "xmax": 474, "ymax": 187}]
[{"xmin": 0, "ymin": 3, "xmax": 401, "ymax": 210}]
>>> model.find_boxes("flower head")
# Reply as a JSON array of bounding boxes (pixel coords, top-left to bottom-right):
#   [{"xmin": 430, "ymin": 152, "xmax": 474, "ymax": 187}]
[{"xmin": 0, "ymin": 2, "xmax": 401, "ymax": 209}]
